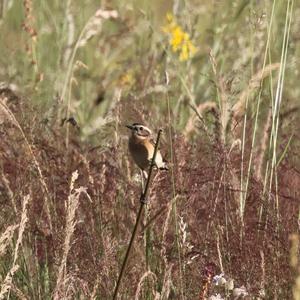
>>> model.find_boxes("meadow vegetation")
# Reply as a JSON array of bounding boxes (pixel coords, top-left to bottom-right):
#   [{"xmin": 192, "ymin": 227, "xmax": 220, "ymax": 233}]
[{"xmin": 0, "ymin": 0, "xmax": 299, "ymax": 299}]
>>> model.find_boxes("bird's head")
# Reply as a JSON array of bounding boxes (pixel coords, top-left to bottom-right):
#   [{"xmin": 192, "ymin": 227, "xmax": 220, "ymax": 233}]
[{"xmin": 126, "ymin": 123, "xmax": 152, "ymax": 140}]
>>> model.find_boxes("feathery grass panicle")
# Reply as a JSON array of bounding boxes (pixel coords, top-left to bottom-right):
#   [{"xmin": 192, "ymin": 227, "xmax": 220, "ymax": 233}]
[
  {"xmin": 78, "ymin": 9, "xmax": 118, "ymax": 48},
  {"xmin": 0, "ymin": 225, "xmax": 18, "ymax": 257},
  {"xmin": 209, "ymin": 50, "xmax": 230, "ymax": 145},
  {"xmin": 13, "ymin": 195, "xmax": 30, "ymax": 265},
  {"xmin": 160, "ymin": 264, "xmax": 173, "ymax": 300},
  {"xmin": 134, "ymin": 271, "xmax": 157, "ymax": 300},
  {"xmin": 0, "ymin": 265, "xmax": 20, "ymax": 300},
  {"xmin": 1, "ymin": 172, "xmax": 17, "ymax": 214},
  {"xmin": 231, "ymin": 63, "xmax": 280, "ymax": 120},
  {"xmin": 0, "ymin": 195, "xmax": 29, "ymax": 300},
  {"xmin": 183, "ymin": 102, "xmax": 217, "ymax": 138},
  {"xmin": 54, "ymin": 170, "xmax": 91, "ymax": 299}
]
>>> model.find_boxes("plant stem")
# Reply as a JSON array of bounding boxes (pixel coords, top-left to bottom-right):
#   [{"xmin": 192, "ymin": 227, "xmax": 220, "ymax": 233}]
[{"xmin": 112, "ymin": 129, "xmax": 163, "ymax": 300}]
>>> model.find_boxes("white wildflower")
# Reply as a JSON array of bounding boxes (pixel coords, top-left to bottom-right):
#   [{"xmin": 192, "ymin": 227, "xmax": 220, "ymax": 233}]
[
  {"xmin": 213, "ymin": 273, "xmax": 226, "ymax": 286},
  {"xmin": 233, "ymin": 286, "xmax": 248, "ymax": 299},
  {"xmin": 208, "ymin": 294, "xmax": 224, "ymax": 300}
]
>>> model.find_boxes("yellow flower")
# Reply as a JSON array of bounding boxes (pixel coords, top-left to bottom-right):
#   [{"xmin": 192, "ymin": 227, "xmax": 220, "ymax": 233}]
[
  {"xmin": 170, "ymin": 26, "xmax": 184, "ymax": 51},
  {"xmin": 119, "ymin": 71, "xmax": 135, "ymax": 87},
  {"xmin": 179, "ymin": 39, "xmax": 197, "ymax": 61},
  {"xmin": 179, "ymin": 43, "xmax": 189, "ymax": 61},
  {"xmin": 162, "ymin": 13, "xmax": 197, "ymax": 62}
]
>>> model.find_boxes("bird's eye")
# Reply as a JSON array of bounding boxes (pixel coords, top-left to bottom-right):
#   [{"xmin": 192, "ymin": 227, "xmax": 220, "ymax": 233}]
[{"xmin": 139, "ymin": 127, "xmax": 143, "ymax": 130}]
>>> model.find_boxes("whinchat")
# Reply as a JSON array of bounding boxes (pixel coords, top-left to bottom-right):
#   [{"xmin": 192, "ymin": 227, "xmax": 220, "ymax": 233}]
[{"xmin": 126, "ymin": 123, "xmax": 168, "ymax": 174}]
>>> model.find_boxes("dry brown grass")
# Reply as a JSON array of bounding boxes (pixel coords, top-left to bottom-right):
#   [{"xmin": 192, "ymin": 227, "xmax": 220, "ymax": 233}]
[
  {"xmin": 0, "ymin": 195, "xmax": 29, "ymax": 299},
  {"xmin": 0, "ymin": 0, "xmax": 299, "ymax": 298},
  {"xmin": 0, "ymin": 83, "xmax": 299, "ymax": 299}
]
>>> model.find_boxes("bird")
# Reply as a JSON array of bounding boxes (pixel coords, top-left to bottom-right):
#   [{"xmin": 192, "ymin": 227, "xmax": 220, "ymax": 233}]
[{"xmin": 126, "ymin": 123, "xmax": 168, "ymax": 177}]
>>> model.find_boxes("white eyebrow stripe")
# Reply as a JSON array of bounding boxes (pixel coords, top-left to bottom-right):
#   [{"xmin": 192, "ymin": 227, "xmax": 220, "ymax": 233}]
[
  {"xmin": 132, "ymin": 124, "xmax": 152, "ymax": 135},
  {"xmin": 140, "ymin": 126, "xmax": 152, "ymax": 134}
]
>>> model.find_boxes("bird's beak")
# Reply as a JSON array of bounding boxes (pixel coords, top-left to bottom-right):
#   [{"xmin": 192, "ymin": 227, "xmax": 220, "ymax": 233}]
[{"xmin": 126, "ymin": 125, "xmax": 133, "ymax": 130}]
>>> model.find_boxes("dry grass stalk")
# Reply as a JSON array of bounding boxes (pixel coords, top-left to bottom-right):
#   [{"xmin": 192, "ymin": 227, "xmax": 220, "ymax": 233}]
[
  {"xmin": 1, "ymin": 171, "xmax": 17, "ymax": 214},
  {"xmin": 255, "ymin": 107, "xmax": 272, "ymax": 180},
  {"xmin": 78, "ymin": 9, "xmax": 118, "ymax": 48},
  {"xmin": 232, "ymin": 63, "xmax": 280, "ymax": 120},
  {"xmin": 160, "ymin": 264, "xmax": 173, "ymax": 300},
  {"xmin": 78, "ymin": 153, "xmax": 94, "ymax": 185},
  {"xmin": 178, "ymin": 215, "xmax": 187, "ymax": 247},
  {"xmin": 101, "ymin": 231, "xmax": 117, "ymax": 279},
  {"xmin": 227, "ymin": 139, "xmax": 243, "ymax": 206},
  {"xmin": 54, "ymin": 170, "xmax": 91, "ymax": 299},
  {"xmin": 0, "ymin": 224, "xmax": 18, "ymax": 257},
  {"xmin": 216, "ymin": 231, "xmax": 224, "ymax": 274},
  {"xmin": 10, "ymin": 283, "xmax": 28, "ymax": 300},
  {"xmin": 22, "ymin": 0, "xmax": 37, "ymax": 40},
  {"xmin": 161, "ymin": 201, "xmax": 173, "ymax": 242},
  {"xmin": 0, "ymin": 265, "xmax": 20, "ymax": 300},
  {"xmin": 0, "ymin": 100, "xmax": 53, "ymax": 230},
  {"xmin": 54, "ymin": 170, "xmax": 80, "ymax": 299},
  {"xmin": 204, "ymin": 59, "xmax": 279, "ymax": 143},
  {"xmin": 260, "ymin": 250, "xmax": 266, "ymax": 298},
  {"xmin": 290, "ymin": 234, "xmax": 299, "ymax": 269},
  {"xmin": 22, "ymin": 0, "xmax": 39, "ymax": 71},
  {"xmin": 13, "ymin": 195, "xmax": 30, "ymax": 265},
  {"xmin": 209, "ymin": 50, "xmax": 230, "ymax": 144},
  {"xmin": 183, "ymin": 101, "xmax": 217, "ymax": 137},
  {"xmin": 63, "ymin": 0, "xmax": 75, "ymax": 67},
  {"xmin": 0, "ymin": 195, "xmax": 29, "ymax": 299},
  {"xmin": 90, "ymin": 277, "xmax": 100, "ymax": 300},
  {"xmin": 0, "ymin": 95, "xmax": 18, "ymax": 125},
  {"xmin": 134, "ymin": 271, "xmax": 157, "ymax": 300},
  {"xmin": 159, "ymin": 198, "xmax": 183, "ymax": 299}
]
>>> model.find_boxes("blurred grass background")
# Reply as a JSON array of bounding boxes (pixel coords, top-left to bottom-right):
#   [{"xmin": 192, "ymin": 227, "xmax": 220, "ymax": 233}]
[
  {"xmin": 1, "ymin": 0, "xmax": 298, "ymax": 140},
  {"xmin": 0, "ymin": 0, "xmax": 300, "ymax": 299}
]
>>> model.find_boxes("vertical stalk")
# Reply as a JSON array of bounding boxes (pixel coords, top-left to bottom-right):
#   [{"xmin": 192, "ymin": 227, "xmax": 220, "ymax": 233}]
[
  {"xmin": 166, "ymin": 74, "xmax": 184, "ymax": 300},
  {"xmin": 112, "ymin": 129, "xmax": 163, "ymax": 300}
]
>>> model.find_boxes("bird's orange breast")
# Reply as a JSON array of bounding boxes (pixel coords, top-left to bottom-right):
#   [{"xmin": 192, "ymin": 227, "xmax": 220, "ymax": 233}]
[{"xmin": 128, "ymin": 137, "xmax": 153, "ymax": 170}]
